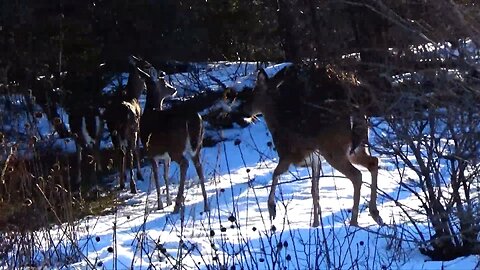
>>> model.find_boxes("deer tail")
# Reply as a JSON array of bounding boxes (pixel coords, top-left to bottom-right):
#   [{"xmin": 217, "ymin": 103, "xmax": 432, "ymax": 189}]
[
  {"xmin": 187, "ymin": 113, "xmax": 204, "ymax": 153},
  {"xmin": 350, "ymin": 115, "xmax": 368, "ymax": 154}
]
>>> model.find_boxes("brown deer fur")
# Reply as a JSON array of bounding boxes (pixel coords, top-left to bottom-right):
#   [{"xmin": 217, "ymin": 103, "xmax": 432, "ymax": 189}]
[
  {"xmin": 138, "ymin": 66, "xmax": 208, "ymax": 212},
  {"xmin": 103, "ymin": 56, "xmax": 145, "ymax": 193},
  {"xmin": 239, "ymin": 64, "xmax": 383, "ymax": 227},
  {"xmin": 63, "ymin": 68, "xmax": 106, "ymax": 189}
]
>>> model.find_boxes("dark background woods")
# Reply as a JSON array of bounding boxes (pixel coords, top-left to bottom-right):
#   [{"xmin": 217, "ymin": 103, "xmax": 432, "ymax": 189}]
[
  {"xmin": 0, "ymin": 0, "xmax": 278, "ymax": 83},
  {"xmin": 1, "ymin": 0, "xmax": 479, "ymax": 86}
]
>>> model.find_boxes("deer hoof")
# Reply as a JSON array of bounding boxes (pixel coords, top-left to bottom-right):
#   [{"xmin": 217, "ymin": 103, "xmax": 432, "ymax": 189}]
[
  {"xmin": 203, "ymin": 204, "xmax": 210, "ymax": 212},
  {"xmin": 369, "ymin": 208, "xmax": 384, "ymax": 226},
  {"xmin": 312, "ymin": 220, "xmax": 320, "ymax": 228},
  {"xmin": 349, "ymin": 220, "xmax": 359, "ymax": 227},
  {"xmin": 136, "ymin": 172, "xmax": 144, "ymax": 181},
  {"xmin": 267, "ymin": 202, "xmax": 276, "ymax": 220},
  {"xmin": 372, "ymin": 214, "xmax": 384, "ymax": 226},
  {"xmin": 377, "ymin": 217, "xmax": 385, "ymax": 226}
]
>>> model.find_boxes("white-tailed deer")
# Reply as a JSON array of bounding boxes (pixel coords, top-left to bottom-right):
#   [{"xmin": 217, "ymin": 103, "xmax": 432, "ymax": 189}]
[
  {"xmin": 238, "ymin": 64, "xmax": 383, "ymax": 227},
  {"xmin": 69, "ymin": 105, "xmax": 104, "ymax": 188},
  {"xmin": 63, "ymin": 67, "xmax": 107, "ymax": 189},
  {"xmin": 137, "ymin": 65, "xmax": 208, "ymax": 213},
  {"xmin": 103, "ymin": 56, "xmax": 146, "ymax": 193}
]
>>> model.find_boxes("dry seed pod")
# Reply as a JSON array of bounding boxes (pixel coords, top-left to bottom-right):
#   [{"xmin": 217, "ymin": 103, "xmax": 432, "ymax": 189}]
[
  {"xmin": 53, "ymin": 117, "xmax": 62, "ymax": 126},
  {"xmin": 56, "ymin": 184, "xmax": 67, "ymax": 193},
  {"xmin": 107, "ymin": 158, "xmax": 114, "ymax": 170},
  {"xmin": 29, "ymin": 136, "xmax": 38, "ymax": 147},
  {"xmin": 87, "ymin": 155, "xmax": 94, "ymax": 164},
  {"xmin": 23, "ymin": 198, "xmax": 33, "ymax": 206}
]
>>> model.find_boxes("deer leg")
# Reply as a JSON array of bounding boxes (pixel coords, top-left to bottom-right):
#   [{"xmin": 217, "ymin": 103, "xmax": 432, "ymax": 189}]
[
  {"xmin": 192, "ymin": 153, "xmax": 209, "ymax": 212},
  {"xmin": 127, "ymin": 137, "xmax": 137, "ymax": 193},
  {"xmin": 311, "ymin": 153, "xmax": 321, "ymax": 227},
  {"xmin": 151, "ymin": 158, "xmax": 164, "ymax": 210},
  {"xmin": 128, "ymin": 147, "xmax": 137, "ymax": 194},
  {"xmin": 322, "ymin": 150, "xmax": 362, "ymax": 226},
  {"xmin": 92, "ymin": 146, "xmax": 103, "ymax": 185},
  {"xmin": 134, "ymin": 141, "xmax": 144, "ymax": 181},
  {"xmin": 119, "ymin": 147, "xmax": 127, "ymax": 190},
  {"xmin": 93, "ymin": 146, "xmax": 103, "ymax": 173},
  {"xmin": 349, "ymin": 147, "xmax": 383, "ymax": 225},
  {"xmin": 269, "ymin": 158, "xmax": 290, "ymax": 221},
  {"xmin": 93, "ymin": 115, "xmax": 104, "ymax": 174},
  {"xmin": 92, "ymin": 141, "xmax": 103, "ymax": 188},
  {"xmin": 163, "ymin": 157, "xmax": 172, "ymax": 206},
  {"xmin": 75, "ymin": 143, "xmax": 83, "ymax": 189},
  {"xmin": 173, "ymin": 156, "xmax": 189, "ymax": 214}
]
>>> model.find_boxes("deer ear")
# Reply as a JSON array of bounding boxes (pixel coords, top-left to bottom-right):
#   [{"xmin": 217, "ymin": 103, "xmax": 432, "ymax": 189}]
[
  {"xmin": 158, "ymin": 70, "xmax": 167, "ymax": 79},
  {"xmin": 137, "ymin": 67, "xmax": 150, "ymax": 78},
  {"xmin": 128, "ymin": 55, "xmax": 136, "ymax": 65},
  {"xmin": 222, "ymin": 88, "xmax": 230, "ymax": 99},
  {"xmin": 255, "ymin": 69, "xmax": 269, "ymax": 91},
  {"xmin": 222, "ymin": 87, "xmax": 239, "ymax": 102},
  {"xmin": 150, "ymin": 67, "xmax": 159, "ymax": 82}
]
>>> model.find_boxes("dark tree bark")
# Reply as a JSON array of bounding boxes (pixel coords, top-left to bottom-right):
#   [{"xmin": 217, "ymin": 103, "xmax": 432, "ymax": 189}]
[{"xmin": 271, "ymin": 0, "xmax": 301, "ymax": 62}]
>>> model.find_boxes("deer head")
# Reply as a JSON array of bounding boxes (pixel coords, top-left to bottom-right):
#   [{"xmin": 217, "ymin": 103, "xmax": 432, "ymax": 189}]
[
  {"xmin": 234, "ymin": 67, "xmax": 290, "ymax": 123},
  {"xmin": 138, "ymin": 66, "xmax": 177, "ymax": 110}
]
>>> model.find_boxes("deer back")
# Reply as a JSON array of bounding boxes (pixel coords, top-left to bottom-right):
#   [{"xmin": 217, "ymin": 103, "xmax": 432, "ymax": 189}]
[
  {"xmin": 125, "ymin": 56, "xmax": 145, "ymax": 101},
  {"xmin": 140, "ymin": 105, "xmax": 203, "ymax": 156},
  {"xmin": 239, "ymin": 64, "xmax": 361, "ymax": 161}
]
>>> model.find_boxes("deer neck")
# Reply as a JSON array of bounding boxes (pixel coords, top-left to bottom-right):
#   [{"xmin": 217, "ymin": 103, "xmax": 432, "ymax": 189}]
[
  {"xmin": 144, "ymin": 83, "xmax": 165, "ymax": 111},
  {"xmin": 263, "ymin": 110, "xmax": 280, "ymax": 134},
  {"xmin": 158, "ymin": 99, "xmax": 166, "ymax": 110},
  {"xmin": 255, "ymin": 98, "xmax": 280, "ymax": 135},
  {"xmin": 125, "ymin": 68, "xmax": 143, "ymax": 100}
]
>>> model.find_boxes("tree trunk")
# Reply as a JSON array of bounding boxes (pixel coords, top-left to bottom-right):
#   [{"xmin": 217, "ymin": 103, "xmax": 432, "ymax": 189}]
[{"xmin": 272, "ymin": 0, "xmax": 300, "ymax": 61}]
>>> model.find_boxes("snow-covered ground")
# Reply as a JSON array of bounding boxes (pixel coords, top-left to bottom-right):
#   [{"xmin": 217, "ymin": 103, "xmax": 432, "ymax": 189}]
[
  {"xmin": 62, "ymin": 117, "xmax": 478, "ymax": 269},
  {"xmin": 2, "ymin": 59, "xmax": 480, "ymax": 269},
  {"xmin": 62, "ymin": 118, "xmax": 478, "ymax": 269},
  {"xmin": 68, "ymin": 58, "xmax": 480, "ymax": 269}
]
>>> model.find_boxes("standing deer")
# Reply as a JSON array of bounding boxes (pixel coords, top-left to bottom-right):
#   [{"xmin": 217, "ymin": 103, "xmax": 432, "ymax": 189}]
[
  {"xmin": 237, "ymin": 64, "xmax": 383, "ymax": 227},
  {"xmin": 103, "ymin": 56, "xmax": 147, "ymax": 193},
  {"xmin": 137, "ymin": 65, "xmax": 208, "ymax": 213},
  {"xmin": 63, "ymin": 67, "xmax": 107, "ymax": 189}
]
